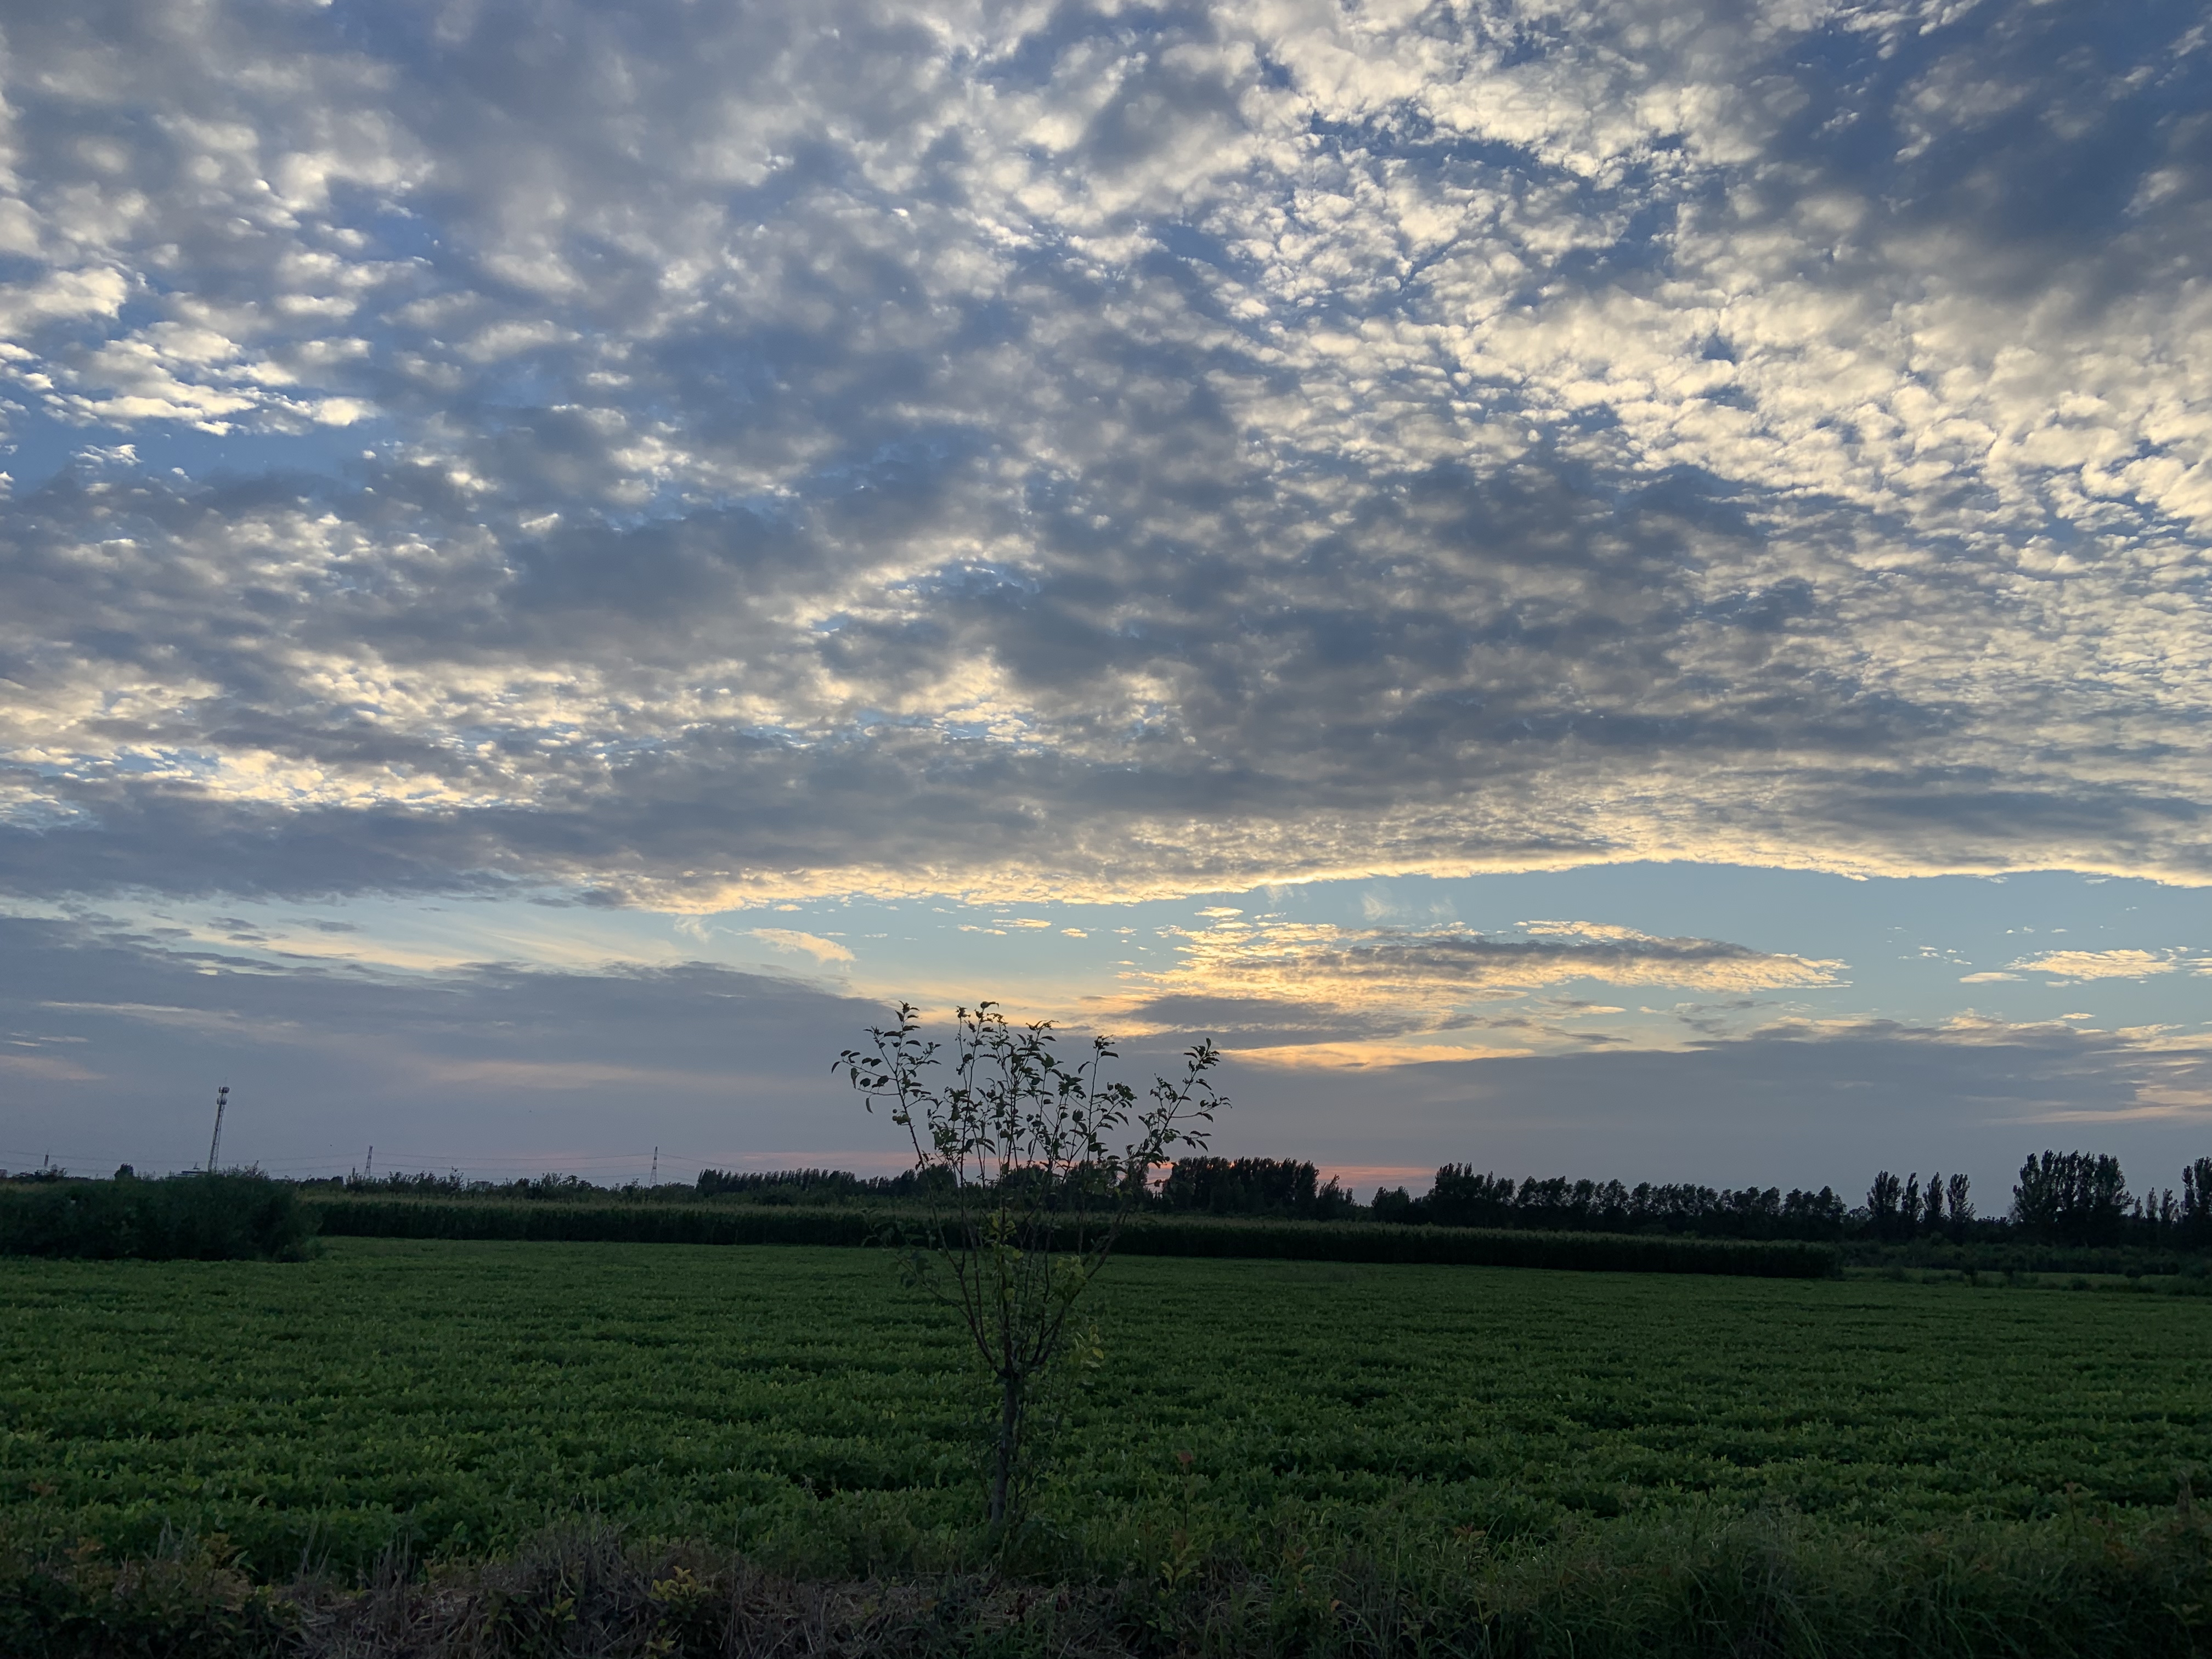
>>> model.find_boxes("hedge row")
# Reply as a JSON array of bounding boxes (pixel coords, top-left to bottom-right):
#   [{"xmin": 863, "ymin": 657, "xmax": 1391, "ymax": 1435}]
[
  {"xmin": 1114, "ymin": 1216, "xmax": 1840, "ymax": 1276},
  {"xmin": 0, "ymin": 1175, "xmax": 320, "ymax": 1261},
  {"xmin": 306, "ymin": 1197, "xmax": 1838, "ymax": 1277}
]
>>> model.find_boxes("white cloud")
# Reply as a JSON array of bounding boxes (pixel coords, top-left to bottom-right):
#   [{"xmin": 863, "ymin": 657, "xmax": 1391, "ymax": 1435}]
[
  {"xmin": 2010, "ymin": 948, "xmax": 2210, "ymax": 981},
  {"xmin": 747, "ymin": 928, "xmax": 854, "ymax": 966}
]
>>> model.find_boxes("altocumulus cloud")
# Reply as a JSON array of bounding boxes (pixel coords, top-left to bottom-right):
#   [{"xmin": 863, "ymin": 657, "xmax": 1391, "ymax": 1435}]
[
  {"xmin": 0, "ymin": 0, "xmax": 2208, "ymax": 913},
  {"xmin": 1096, "ymin": 915, "xmax": 1844, "ymax": 1062},
  {"xmin": 2008, "ymin": 947, "xmax": 2212, "ymax": 982}
]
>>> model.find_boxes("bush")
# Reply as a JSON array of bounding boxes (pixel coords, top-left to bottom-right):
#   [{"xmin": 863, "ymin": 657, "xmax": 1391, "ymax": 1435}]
[{"xmin": 0, "ymin": 1174, "xmax": 319, "ymax": 1262}]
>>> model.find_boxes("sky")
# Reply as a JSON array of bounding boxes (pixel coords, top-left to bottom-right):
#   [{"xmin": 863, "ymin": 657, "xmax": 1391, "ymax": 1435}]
[{"xmin": 1, "ymin": 0, "xmax": 2209, "ymax": 1202}]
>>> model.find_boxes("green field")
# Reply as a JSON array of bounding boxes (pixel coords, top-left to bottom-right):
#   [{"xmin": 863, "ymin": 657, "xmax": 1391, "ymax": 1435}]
[{"xmin": 4, "ymin": 1239, "xmax": 2209, "ymax": 1585}]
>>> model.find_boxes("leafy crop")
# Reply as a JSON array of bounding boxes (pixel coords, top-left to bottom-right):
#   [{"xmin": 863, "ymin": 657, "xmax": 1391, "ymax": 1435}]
[{"xmin": 2, "ymin": 1241, "xmax": 2208, "ymax": 1588}]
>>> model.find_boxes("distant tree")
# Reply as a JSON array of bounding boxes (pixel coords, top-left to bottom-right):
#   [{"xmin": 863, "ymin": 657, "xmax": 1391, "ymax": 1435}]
[
  {"xmin": 1922, "ymin": 1172, "xmax": 1945, "ymax": 1232},
  {"xmin": 1156, "ymin": 1156, "xmax": 1355, "ymax": 1220},
  {"xmin": 1370, "ymin": 1184, "xmax": 1420, "ymax": 1223},
  {"xmin": 2144, "ymin": 1186, "xmax": 2180, "ymax": 1243},
  {"xmin": 690, "ymin": 1166, "xmax": 923, "ymax": 1204},
  {"xmin": 2183, "ymin": 1159, "xmax": 2212, "ymax": 1248},
  {"xmin": 1781, "ymin": 1187, "xmax": 1848, "ymax": 1238},
  {"xmin": 841, "ymin": 1002, "xmax": 1225, "ymax": 1529},
  {"xmin": 1866, "ymin": 1171, "xmax": 1906, "ymax": 1240},
  {"xmin": 1944, "ymin": 1173, "xmax": 1973, "ymax": 1239},
  {"xmin": 2011, "ymin": 1153, "xmax": 2063, "ymax": 1238},
  {"xmin": 1385, "ymin": 1169, "xmax": 1846, "ymax": 1239},
  {"xmin": 1426, "ymin": 1166, "xmax": 1517, "ymax": 1227},
  {"xmin": 697, "ymin": 1167, "xmax": 849, "ymax": 1197},
  {"xmin": 2012, "ymin": 1150, "xmax": 2131, "ymax": 1245}
]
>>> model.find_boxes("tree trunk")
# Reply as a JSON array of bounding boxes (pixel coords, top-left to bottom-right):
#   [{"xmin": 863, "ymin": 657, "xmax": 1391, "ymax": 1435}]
[{"xmin": 990, "ymin": 1370, "xmax": 1022, "ymax": 1526}]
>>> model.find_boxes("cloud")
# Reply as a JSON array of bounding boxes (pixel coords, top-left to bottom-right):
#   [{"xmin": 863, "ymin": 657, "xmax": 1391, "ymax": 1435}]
[
  {"xmin": 1229, "ymin": 1012, "xmax": 2212, "ymax": 1187},
  {"xmin": 0, "ymin": 913, "xmax": 893, "ymax": 1176},
  {"xmin": 0, "ymin": 0, "xmax": 2206, "ymax": 909},
  {"xmin": 747, "ymin": 928, "xmax": 854, "ymax": 966},
  {"xmin": 1228, "ymin": 1039, "xmax": 1542, "ymax": 1070},
  {"xmin": 419, "ymin": 1058, "xmax": 731, "ymax": 1091},
  {"xmin": 1098, "ymin": 916, "xmax": 1844, "ymax": 1056},
  {"xmin": 0, "ymin": 1050, "xmax": 101, "ymax": 1082},
  {"xmin": 2006, "ymin": 947, "xmax": 2211, "ymax": 980}
]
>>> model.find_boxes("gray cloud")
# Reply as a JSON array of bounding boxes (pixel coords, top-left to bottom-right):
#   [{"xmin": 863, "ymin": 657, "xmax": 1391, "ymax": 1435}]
[
  {"xmin": 1239, "ymin": 1014, "xmax": 2212, "ymax": 1197},
  {"xmin": 0, "ymin": 0, "xmax": 2207, "ymax": 907},
  {"xmin": 0, "ymin": 912, "xmax": 893, "ymax": 1177}
]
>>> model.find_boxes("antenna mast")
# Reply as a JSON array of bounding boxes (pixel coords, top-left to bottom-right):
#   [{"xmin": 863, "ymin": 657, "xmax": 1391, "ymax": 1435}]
[{"xmin": 206, "ymin": 1084, "xmax": 230, "ymax": 1172}]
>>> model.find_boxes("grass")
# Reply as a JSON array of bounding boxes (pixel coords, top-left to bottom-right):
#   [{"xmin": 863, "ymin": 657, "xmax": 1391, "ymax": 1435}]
[{"xmin": 4, "ymin": 1239, "xmax": 2210, "ymax": 1588}]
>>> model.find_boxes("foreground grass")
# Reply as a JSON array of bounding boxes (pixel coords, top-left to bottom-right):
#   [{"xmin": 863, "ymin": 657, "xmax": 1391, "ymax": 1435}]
[
  {"xmin": 4, "ymin": 1239, "xmax": 2210, "ymax": 1585},
  {"xmin": 8, "ymin": 1507, "xmax": 2212, "ymax": 1657}
]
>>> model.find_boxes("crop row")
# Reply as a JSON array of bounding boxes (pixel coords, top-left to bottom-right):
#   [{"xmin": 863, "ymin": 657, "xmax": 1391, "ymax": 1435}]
[
  {"xmin": 0, "ymin": 1172, "xmax": 316, "ymax": 1260},
  {"xmin": 304, "ymin": 1197, "xmax": 1841, "ymax": 1276}
]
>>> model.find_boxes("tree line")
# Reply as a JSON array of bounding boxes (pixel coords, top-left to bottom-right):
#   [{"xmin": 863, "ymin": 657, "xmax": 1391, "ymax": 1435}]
[
  {"xmin": 1372, "ymin": 1169, "xmax": 1850, "ymax": 1240},
  {"xmin": 297, "ymin": 1149, "xmax": 2212, "ymax": 1248},
  {"xmin": 1368, "ymin": 1152, "xmax": 2212, "ymax": 1246},
  {"xmin": 1141, "ymin": 1151, "xmax": 2212, "ymax": 1246},
  {"xmin": 1999, "ymin": 1151, "xmax": 2212, "ymax": 1247}
]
